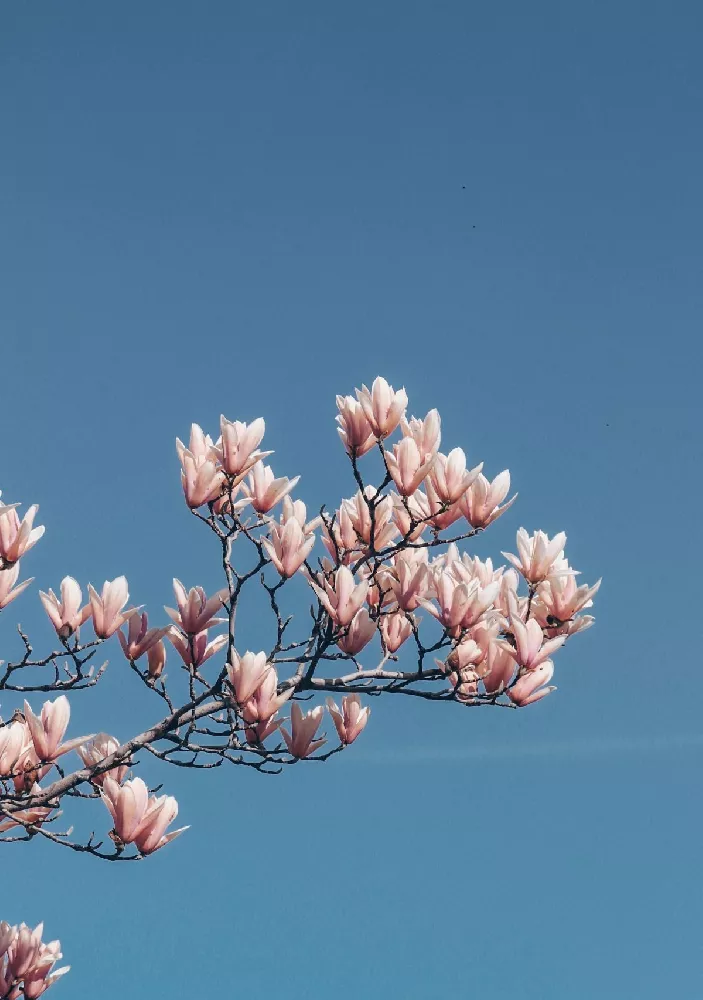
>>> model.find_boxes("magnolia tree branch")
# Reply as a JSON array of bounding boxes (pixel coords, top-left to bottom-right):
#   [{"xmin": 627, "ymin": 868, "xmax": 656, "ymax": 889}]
[{"xmin": 1, "ymin": 375, "xmax": 600, "ymax": 997}]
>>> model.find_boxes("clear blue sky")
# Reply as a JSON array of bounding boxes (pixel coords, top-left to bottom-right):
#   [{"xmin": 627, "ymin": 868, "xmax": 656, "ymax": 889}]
[{"xmin": 1, "ymin": 3, "xmax": 701, "ymax": 997}]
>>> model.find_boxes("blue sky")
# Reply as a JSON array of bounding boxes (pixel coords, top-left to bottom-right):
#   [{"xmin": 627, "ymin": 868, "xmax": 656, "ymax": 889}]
[{"xmin": 1, "ymin": 2, "xmax": 701, "ymax": 997}]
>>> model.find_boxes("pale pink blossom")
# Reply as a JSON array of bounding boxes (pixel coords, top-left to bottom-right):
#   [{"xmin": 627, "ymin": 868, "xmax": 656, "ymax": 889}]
[
  {"xmin": 147, "ymin": 639, "xmax": 167, "ymax": 679},
  {"xmin": 430, "ymin": 449, "xmax": 482, "ymax": 505},
  {"xmin": 0, "ymin": 720, "xmax": 29, "ymax": 779},
  {"xmin": 390, "ymin": 490, "xmax": 430, "ymax": 541},
  {"xmin": 0, "ymin": 504, "xmax": 45, "ymax": 565},
  {"xmin": 176, "ymin": 422, "xmax": 216, "ymax": 463},
  {"xmin": 321, "ymin": 504, "xmax": 361, "ymax": 565},
  {"xmin": 479, "ymin": 643, "xmax": 516, "ymax": 695},
  {"xmin": 335, "ymin": 395, "xmax": 376, "ymax": 457},
  {"xmin": 508, "ymin": 661, "xmax": 556, "ymax": 707},
  {"xmin": 262, "ymin": 517, "xmax": 315, "ymax": 578},
  {"xmin": 459, "ymin": 470, "xmax": 515, "ymax": 529},
  {"xmin": 0, "ymin": 563, "xmax": 33, "ymax": 609},
  {"xmin": 23, "ymin": 696, "xmax": 92, "ymax": 763},
  {"xmin": 499, "ymin": 617, "xmax": 566, "ymax": 670},
  {"xmin": 336, "ymin": 608, "xmax": 377, "ymax": 655},
  {"xmin": 502, "ymin": 528, "xmax": 568, "ymax": 585},
  {"xmin": 216, "ymin": 415, "xmax": 271, "ymax": 477},
  {"xmin": 240, "ymin": 667, "xmax": 292, "ymax": 725},
  {"xmin": 168, "ymin": 628, "xmax": 228, "ymax": 669},
  {"xmin": 101, "ymin": 776, "xmax": 187, "ymax": 855},
  {"xmin": 379, "ymin": 610, "xmax": 414, "ymax": 652},
  {"xmin": 342, "ymin": 487, "xmax": 399, "ymax": 552},
  {"xmin": 275, "ymin": 497, "xmax": 322, "ymax": 536},
  {"xmin": 388, "ymin": 552, "xmax": 429, "ymax": 611},
  {"xmin": 211, "ymin": 483, "xmax": 252, "ymax": 517},
  {"xmin": 88, "ymin": 577, "xmax": 138, "ymax": 639},
  {"xmin": 0, "ymin": 789, "xmax": 53, "ymax": 835},
  {"xmin": 39, "ymin": 576, "xmax": 90, "ymax": 637},
  {"xmin": 400, "ymin": 409, "xmax": 441, "ymax": 460},
  {"xmin": 77, "ymin": 733, "xmax": 128, "ymax": 786},
  {"xmin": 417, "ymin": 571, "xmax": 500, "ymax": 633},
  {"xmin": 446, "ymin": 637, "xmax": 483, "ymax": 672},
  {"xmin": 536, "ymin": 575, "xmax": 601, "ymax": 623},
  {"xmin": 424, "ymin": 478, "xmax": 464, "ymax": 531},
  {"xmin": 165, "ymin": 579, "xmax": 228, "ymax": 635},
  {"xmin": 281, "ymin": 703, "xmax": 326, "ymax": 758},
  {"xmin": 360, "ymin": 564, "xmax": 396, "ymax": 615},
  {"xmin": 227, "ymin": 651, "xmax": 272, "ymax": 705},
  {"xmin": 118, "ymin": 612, "xmax": 169, "ymax": 661},
  {"xmin": 244, "ymin": 718, "xmax": 282, "ymax": 745},
  {"xmin": 309, "ymin": 565, "xmax": 369, "ymax": 626},
  {"xmin": 385, "ymin": 437, "xmax": 436, "ymax": 497},
  {"xmin": 244, "ymin": 463, "xmax": 299, "ymax": 514},
  {"xmin": 176, "ymin": 425, "xmax": 226, "ymax": 508},
  {"xmin": 327, "ymin": 694, "xmax": 370, "ymax": 745},
  {"xmin": 355, "ymin": 377, "xmax": 408, "ymax": 439}
]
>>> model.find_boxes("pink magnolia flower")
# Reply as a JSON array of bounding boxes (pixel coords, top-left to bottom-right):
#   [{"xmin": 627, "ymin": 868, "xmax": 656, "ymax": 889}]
[
  {"xmin": 536, "ymin": 575, "xmax": 602, "ymax": 623},
  {"xmin": 336, "ymin": 608, "xmax": 377, "ymax": 655},
  {"xmin": 309, "ymin": 565, "xmax": 369, "ymax": 626},
  {"xmin": 342, "ymin": 487, "xmax": 399, "ymax": 552},
  {"xmin": 479, "ymin": 642, "xmax": 516, "ymax": 695},
  {"xmin": 216, "ymin": 415, "xmax": 271, "ymax": 477},
  {"xmin": 244, "ymin": 718, "xmax": 282, "ymax": 745},
  {"xmin": 168, "ymin": 628, "xmax": 228, "ymax": 669},
  {"xmin": 335, "ymin": 395, "xmax": 376, "ymax": 458},
  {"xmin": 508, "ymin": 661, "xmax": 556, "ymax": 707},
  {"xmin": 39, "ymin": 576, "xmax": 91, "ymax": 637},
  {"xmin": 417, "ymin": 571, "xmax": 500, "ymax": 634},
  {"xmin": 355, "ymin": 377, "xmax": 408, "ymax": 439},
  {"xmin": 77, "ymin": 733, "xmax": 129, "ymax": 786},
  {"xmin": 424, "ymin": 478, "xmax": 464, "ymax": 531},
  {"xmin": 321, "ymin": 504, "xmax": 361, "ymax": 565},
  {"xmin": 502, "ymin": 528, "xmax": 568, "ymax": 585},
  {"xmin": 211, "ymin": 483, "xmax": 252, "ymax": 517},
  {"xmin": 390, "ymin": 490, "xmax": 430, "ymax": 542},
  {"xmin": 165, "ymin": 579, "xmax": 228, "ymax": 635},
  {"xmin": 176, "ymin": 425, "xmax": 225, "ymax": 508},
  {"xmin": 118, "ymin": 612, "xmax": 169, "ymax": 661},
  {"xmin": 430, "ymin": 449, "xmax": 483, "ymax": 505},
  {"xmin": 88, "ymin": 577, "xmax": 138, "ymax": 639},
  {"xmin": 379, "ymin": 610, "xmax": 414, "ymax": 652},
  {"xmin": 101, "ymin": 776, "xmax": 187, "ymax": 855},
  {"xmin": 400, "ymin": 408, "xmax": 441, "ymax": 460},
  {"xmin": 446, "ymin": 637, "xmax": 484, "ymax": 672},
  {"xmin": 445, "ymin": 667, "xmax": 479, "ymax": 703},
  {"xmin": 499, "ymin": 617, "xmax": 566, "ymax": 671},
  {"xmin": 281, "ymin": 703, "xmax": 326, "ymax": 758},
  {"xmin": 385, "ymin": 437, "xmax": 436, "ymax": 497},
  {"xmin": 262, "ymin": 517, "xmax": 316, "ymax": 578},
  {"xmin": 147, "ymin": 639, "xmax": 167, "ymax": 679},
  {"xmin": 0, "ymin": 720, "xmax": 29, "ymax": 779},
  {"xmin": 227, "ymin": 651, "xmax": 272, "ymax": 705},
  {"xmin": 23, "ymin": 696, "xmax": 93, "ymax": 763},
  {"xmin": 0, "ymin": 788, "xmax": 53, "ymax": 835},
  {"xmin": 240, "ymin": 667, "xmax": 293, "ymax": 725},
  {"xmin": 327, "ymin": 694, "xmax": 370, "ymax": 745},
  {"xmin": 459, "ymin": 470, "xmax": 515, "ymax": 529},
  {"xmin": 276, "ymin": 496, "xmax": 322, "ymax": 535},
  {"xmin": 0, "ymin": 563, "xmax": 33, "ymax": 609},
  {"xmin": 176, "ymin": 422, "xmax": 216, "ymax": 463},
  {"xmin": 388, "ymin": 551, "xmax": 429, "ymax": 611},
  {"xmin": 5, "ymin": 923, "xmax": 65, "ymax": 985},
  {"xmin": 244, "ymin": 463, "xmax": 299, "ymax": 514},
  {"xmin": 0, "ymin": 504, "xmax": 45, "ymax": 565}
]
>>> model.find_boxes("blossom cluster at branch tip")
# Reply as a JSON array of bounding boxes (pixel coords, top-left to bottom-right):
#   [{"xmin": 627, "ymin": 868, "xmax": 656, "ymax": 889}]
[{"xmin": 1, "ymin": 920, "xmax": 69, "ymax": 998}]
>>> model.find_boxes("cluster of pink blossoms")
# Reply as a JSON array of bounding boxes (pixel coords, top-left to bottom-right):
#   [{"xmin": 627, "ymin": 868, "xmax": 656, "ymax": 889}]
[
  {"xmin": 1, "ymin": 375, "xmax": 600, "ymax": 995},
  {"xmin": 0, "ymin": 922, "xmax": 67, "ymax": 999}
]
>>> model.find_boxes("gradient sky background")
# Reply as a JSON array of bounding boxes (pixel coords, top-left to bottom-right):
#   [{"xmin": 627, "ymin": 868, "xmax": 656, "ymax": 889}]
[{"xmin": 1, "ymin": 3, "xmax": 702, "ymax": 998}]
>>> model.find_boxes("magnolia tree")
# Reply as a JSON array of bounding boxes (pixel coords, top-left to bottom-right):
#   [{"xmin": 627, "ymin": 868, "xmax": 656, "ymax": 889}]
[{"xmin": 0, "ymin": 376, "xmax": 599, "ymax": 997}]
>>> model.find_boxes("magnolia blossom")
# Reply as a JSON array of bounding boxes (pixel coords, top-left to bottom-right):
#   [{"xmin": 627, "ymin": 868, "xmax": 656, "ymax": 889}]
[
  {"xmin": 479, "ymin": 643, "xmax": 516, "ymax": 695},
  {"xmin": 391, "ymin": 490, "xmax": 430, "ymax": 542},
  {"xmin": 336, "ymin": 608, "xmax": 377, "ymax": 655},
  {"xmin": 1, "ymin": 922, "xmax": 69, "ymax": 999},
  {"xmin": 430, "ymin": 448, "xmax": 482, "ymax": 505},
  {"xmin": 459, "ymin": 470, "xmax": 515, "ymax": 529},
  {"xmin": 385, "ymin": 437, "xmax": 436, "ymax": 497},
  {"xmin": 445, "ymin": 667, "xmax": 479, "ymax": 703},
  {"xmin": 0, "ymin": 504, "xmax": 45, "ymax": 565},
  {"xmin": 244, "ymin": 463, "xmax": 299, "ymax": 514},
  {"xmin": 310, "ymin": 565, "xmax": 369, "ymax": 626},
  {"xmin": 216, "ymin": 415, "xmax": 271, "ymax": 477},
  {"xmin": 0, "ymin": 720, "xmax": 29, "ymax": 779},
  {"xmin": 77, "ymin": 733, "xmax": 129, "ymax": 786},
  {"xmin": 508, "ymin": 661, "xmax": 556, "ymax": 707},
  {"xmin": 400, "ymin": 408, "xmax": 441, "ymax": 460},
  {"xmin": 118, "ymin": 612, "xmax": 169, "ymax": 661},
  {"xmin": 424, "ymin": 478, "xmax": 464, "ymax": 531},
  {"xmin": 0, "ymin": 563, "xmax": 33, "ymax": 609},
  {"xmin": 388, "ymin": 551, "xmax": 429, "ymax": 611},
  {"xmin": 335, "ymin": 395, "xmax": 376, "ymax": 457},
  {"xmin": 240, "ymin": 668, "xmax": 292, "ymax": 725},
  {"xmin": 0, "ymin": 788, "xmax": 53, "ymax": 835},
  {"xmin": 88, "ymin": 577, "xmax": 137, "ymax": 639},
  {"xmin": 379, "ymin": 610, "xmax": 414, "ymax": 652},
  {"xmin": 342, "ymin": 487, "xmax": 398, "ymax": 552},
  {"xmin": 502, "ymin": 528, "xmax": 567, "ymax": 585},
  {"xmin": 326, "ymin": 694, "xmax": 370, "ymax": 745},
  {"xmin": 227, "ymin": 651, "xmax": 272, "ymax": 705},
  {"xmin": 417, "ymin": 571, "xmax": 500, "ymax": 633},
  {"xmin": 498, "ymin": 617, "xmax": 566, "ymax": 671},
  {"xmin": 536, "ymin": 575, "xmax": 602, "ymax": 623},
  {"xmin": 176, "ymin": 425, "xmax": 226, "ymax": 509},
  {"xmin": 281, "ymin": 703, "xmax": 326, "ymax": 759},
  {"xmin": 23, "ymin": 696, "xmax": 92, "ymax": 763},
  {"xmin": 39, "ymin": 576, "xmax": 90, "ymax": 637},
  {"xmin": 101, "ymin": 776, "xmax": 187, "ymax": 855},
  {"xmin": 147, "ymin": 639, "xmax": 167, "ymax": 679},
  {"xmin": 168, "ymin": 628, "xmax": 228, "ymax": 669},
  {"xmin": 165, "ymin": 579, "xmax": 228, "ymax": 635},
  {"xmin": 262, "ymin": 516, "xmax": 316, "ymax": 578},
  {"xmin": 355, "ymin": 377, "xmax": 407, "ymax": 439},
  {"xmin": 446, "ymin": 637, "xmax": 484, "ymax": 672}
]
